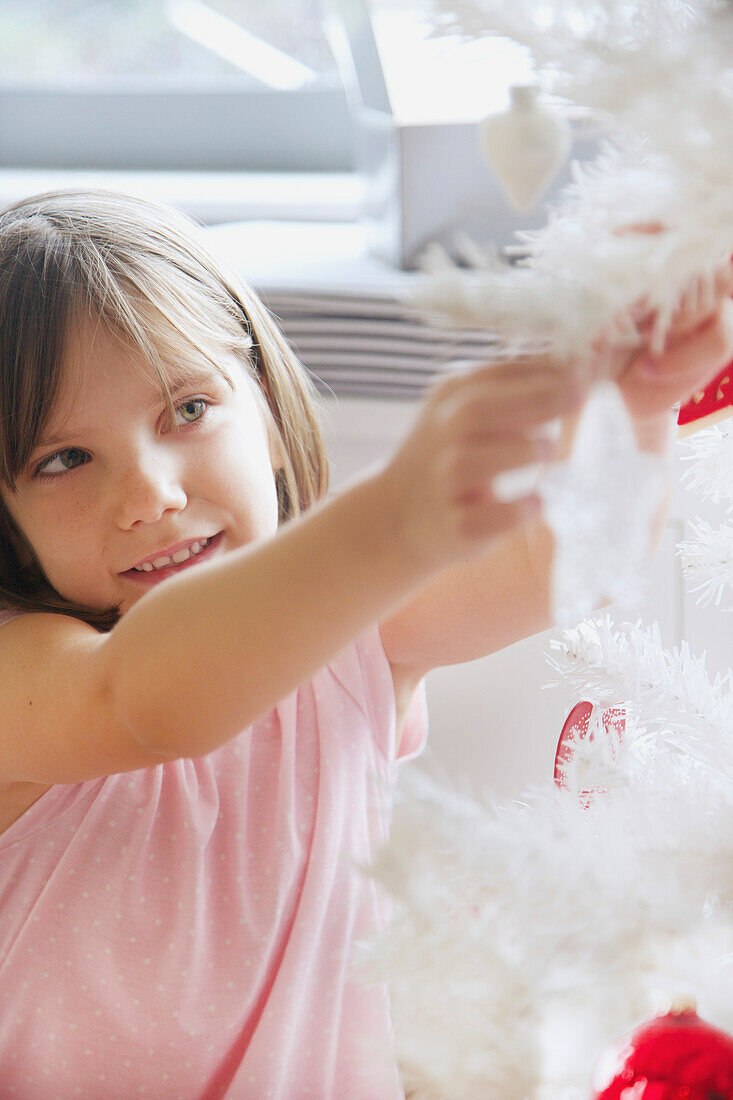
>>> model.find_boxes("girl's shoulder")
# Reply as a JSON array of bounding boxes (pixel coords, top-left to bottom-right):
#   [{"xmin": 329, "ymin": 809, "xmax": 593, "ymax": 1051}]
[
  {"xmin": 0, "ymin": 606, "xmax": 26, "ymax": 628},
  {"xmin": 0, "ymin": 609, "xmax": 170, "ymax": 786},
  {"xmin": 0, "ymin": 607, "xmax": 85, "ymax": 641}
]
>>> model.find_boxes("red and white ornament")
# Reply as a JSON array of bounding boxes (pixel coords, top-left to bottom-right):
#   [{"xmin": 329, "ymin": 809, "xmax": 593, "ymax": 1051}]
[{"xmin": 554, "ymin": 699, "xmax": 626, "ymax": 804}]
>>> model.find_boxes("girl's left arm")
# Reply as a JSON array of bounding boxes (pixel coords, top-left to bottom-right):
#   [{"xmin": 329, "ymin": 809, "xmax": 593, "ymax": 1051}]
[{"xmin": 380, "ymin": 297, "xmax": 733, "ymax": 684}]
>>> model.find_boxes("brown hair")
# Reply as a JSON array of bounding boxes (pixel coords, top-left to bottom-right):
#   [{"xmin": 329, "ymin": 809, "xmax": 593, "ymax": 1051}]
[{"xmin": 0, "ymin": 189, "xmax": 329, "ymax": 631}]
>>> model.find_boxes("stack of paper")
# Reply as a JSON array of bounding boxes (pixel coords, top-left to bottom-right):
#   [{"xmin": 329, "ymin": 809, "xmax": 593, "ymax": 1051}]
[{"xmin": 204, "ymin": 220, "xmax": 497, "ymax": 399}]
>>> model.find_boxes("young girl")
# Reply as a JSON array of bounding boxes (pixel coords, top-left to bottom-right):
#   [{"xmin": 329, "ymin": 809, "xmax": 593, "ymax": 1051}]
[{"xmin": 0, "ymin": 190, "xmax": 729, "ymax": 1100}]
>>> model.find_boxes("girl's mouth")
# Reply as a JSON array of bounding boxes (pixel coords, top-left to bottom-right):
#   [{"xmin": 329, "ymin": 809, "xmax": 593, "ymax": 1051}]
[{"xmin": 121, "ymin": 530, "xmax": 224, "ymax": 585}]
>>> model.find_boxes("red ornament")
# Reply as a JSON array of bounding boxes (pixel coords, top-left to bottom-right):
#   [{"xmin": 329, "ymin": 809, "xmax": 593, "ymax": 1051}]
[
  {"xmin": 591, "ymin": 1008, "xmax": 733, "ymax": 1100},
  {"xmin": 678, "ymin": 359, "xmax": 733, "ymax": 436},
  {"xmin": 554, "ymin": 700, "xmax": 626, "ymax": 802}
]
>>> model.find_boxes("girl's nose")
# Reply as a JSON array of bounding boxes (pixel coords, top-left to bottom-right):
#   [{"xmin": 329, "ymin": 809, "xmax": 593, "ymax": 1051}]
[{"xmin": 114, "ymin": 450, "xmax": 188, "ymax": 530}]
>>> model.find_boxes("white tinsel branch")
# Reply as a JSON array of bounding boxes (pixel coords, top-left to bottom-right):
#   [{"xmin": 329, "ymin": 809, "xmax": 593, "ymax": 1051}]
[
  {"xmin": 676, "ymin": 424, "xmax": 733, "ymax": 606},
  {"xmin": 677, "ymin": 517, "xmax": 733, "ymax": 607},
  {"xmin": 680, "ymin": 421, "xmax": 733, "ymax": 508},
  {"xmin": 363, "ymin": 760, "xmax": 733, "ymax": 1098},
  {"xmin": 364, "ymin": 614, "xmax": 733, "ymax": 1096}
]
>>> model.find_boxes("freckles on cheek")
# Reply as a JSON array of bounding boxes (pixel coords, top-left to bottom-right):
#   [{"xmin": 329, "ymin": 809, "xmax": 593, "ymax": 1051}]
[{"xmin": 27, "ymin": 502, "xmax": 94, "ymax": 578}]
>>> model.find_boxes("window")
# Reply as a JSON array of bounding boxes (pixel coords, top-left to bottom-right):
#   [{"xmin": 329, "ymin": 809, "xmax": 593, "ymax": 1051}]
[
  {"xmin": 0, "ymin": 0, "xmax": 352, "ymax": 170},
  {"xmin": 0, "ymin": 1, "xmax": 535, "ymax": 174}
]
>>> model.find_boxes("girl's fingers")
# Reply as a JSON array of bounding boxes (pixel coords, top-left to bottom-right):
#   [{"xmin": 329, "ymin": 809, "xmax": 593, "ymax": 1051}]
[
  {"xmin": 670, "ymin": 274, "xmax": 713, "ymax": 336},
  {"xmin": 651, "ymin": 265, "xmax": 732, "ymax": 346},
  {"xmin": 653, "ymin": 298, "xmax": 733, "ymax": 377},
  {"xmin": 619, "ymin": 299, "xmax": 733, "ymax": 418},
  {"xmin": 675, "ymin": 280, "xmax": 698, "ymax": 326},
  {"xmin": 436, "ymin": 367, "xmax": 582, "ymax": 438},
  {"xmin": 442, "ymin": 354, "xmax": 564, "ymax": 390},
  {"xmin": 593, "ymin": 263, "xmax": 733, "ymax": 375},
  {"xmin": 444, "ymin": 436, "xmax": 556, "ymax": 502},
  {"xmin": 649, "ymin": 302, "xmax": 675, "ymax": 356},
  {"xmin": 456, "ymin": 381, "xmax": 581, "ymax": 437},
  {"xmin": 629, "ymin": 295, "xmax": 654, "ymax": 325},
  {"xmin": 698, "ymin": 273, "xmax": 714, "ymax": 316},
  {"xmin": 715, "ymin": 263, "xmax": 733, "ymax": 297}
]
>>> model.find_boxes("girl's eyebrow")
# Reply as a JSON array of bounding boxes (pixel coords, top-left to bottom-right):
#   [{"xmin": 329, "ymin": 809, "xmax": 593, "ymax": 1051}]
[
  {"xmin": 36, "ymin": 369, "xmax": 222, "ymax": 450},
  {"xmin": 167, "ymin": 366, "xmax": 223, "ymax": 394}
]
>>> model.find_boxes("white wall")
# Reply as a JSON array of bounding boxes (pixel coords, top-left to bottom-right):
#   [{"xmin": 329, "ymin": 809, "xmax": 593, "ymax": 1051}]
[{"xmin": 322, "ymin": 394, "xmax": 729, "ymax": 800}]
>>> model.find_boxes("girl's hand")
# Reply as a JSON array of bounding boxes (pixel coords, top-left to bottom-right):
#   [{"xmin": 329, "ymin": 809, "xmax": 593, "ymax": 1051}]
[
  {"xmin": 616, "ymin": 269, "xmax": 733, "ymax": 421},
  {"xmin": 592, "ymin": 223, "xmax": 733, "ymax": 422},
  {"xmin": 380, "ymin": 356, "xmax": 584, "ymax": 574}
]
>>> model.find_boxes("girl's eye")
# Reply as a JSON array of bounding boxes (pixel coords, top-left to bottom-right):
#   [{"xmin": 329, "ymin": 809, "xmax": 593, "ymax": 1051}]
[
  {"xmin": 36, "ymin": 447, "xmax": 89, "ymax": 478},
  {"xmin": 174, "ymin": 398, "xmax": 208, "ymax": 426},
  {"xmin": 34, "ymin": 399, "xmax": 210, "ymax": 479}
]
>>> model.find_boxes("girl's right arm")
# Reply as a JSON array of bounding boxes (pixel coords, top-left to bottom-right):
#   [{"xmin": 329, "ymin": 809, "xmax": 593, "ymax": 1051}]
[{"xmin": 0, "ymin": 358, "xmax": 575, "ymax": 784}]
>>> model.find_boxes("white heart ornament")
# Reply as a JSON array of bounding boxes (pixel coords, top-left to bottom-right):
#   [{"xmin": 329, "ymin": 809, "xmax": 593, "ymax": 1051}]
[{"xmin": 479, "ymin": 85, "xmax": 572, "ymax": 212}]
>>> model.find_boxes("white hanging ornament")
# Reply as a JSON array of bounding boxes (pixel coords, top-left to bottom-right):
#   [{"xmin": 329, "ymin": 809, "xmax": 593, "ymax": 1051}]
[
  {"xmin": 479, "ymin": 84, "xmax": 572, "ymax": 212},
  {"xmin": 537, "ymin": 381, "xmax": 667, "ymax": 625}
]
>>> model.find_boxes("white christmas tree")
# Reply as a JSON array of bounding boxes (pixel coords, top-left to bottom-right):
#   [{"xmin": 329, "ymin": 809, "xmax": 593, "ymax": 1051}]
[{"xmin": 359, "ymin": 2, "xmax": 733, "ymax": 1096}]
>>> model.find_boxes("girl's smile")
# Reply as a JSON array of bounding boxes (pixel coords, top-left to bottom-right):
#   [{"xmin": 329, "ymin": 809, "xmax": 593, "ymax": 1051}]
[{"xmin": 120, "ymin": 529, "xmax": 225, "ymax": 585}]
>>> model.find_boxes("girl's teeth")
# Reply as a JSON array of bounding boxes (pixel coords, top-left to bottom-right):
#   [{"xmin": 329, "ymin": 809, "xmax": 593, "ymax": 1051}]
[{"xmin": 134, "ymin": 537, "xmax": 210, "ymax": 572}]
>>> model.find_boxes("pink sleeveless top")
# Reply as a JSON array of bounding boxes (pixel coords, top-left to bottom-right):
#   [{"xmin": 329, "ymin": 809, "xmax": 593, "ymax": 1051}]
[{"xmin": 0, "ymin": 609, "xmax": 427, "ymax": 1099}]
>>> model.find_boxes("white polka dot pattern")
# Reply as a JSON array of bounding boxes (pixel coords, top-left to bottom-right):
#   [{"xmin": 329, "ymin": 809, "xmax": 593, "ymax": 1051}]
[{"xmin": 0, "ymin": 619, "xmax": 427, "ymax": 1098}]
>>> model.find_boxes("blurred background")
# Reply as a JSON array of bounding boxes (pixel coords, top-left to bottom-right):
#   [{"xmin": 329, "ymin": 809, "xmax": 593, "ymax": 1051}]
[
  {"xmin": 0, "ymin": 0, "xmax": 528, "ymax": 170},
  {"xmin": 0, "ymin": 0, "xmax": 720, "ymax": 799},
  {"xmin": 0, "ymin": 0, "xmax": 350, "ymax": 173}
]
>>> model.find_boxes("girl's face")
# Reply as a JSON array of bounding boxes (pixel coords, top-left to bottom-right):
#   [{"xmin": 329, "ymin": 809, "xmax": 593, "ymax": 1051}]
[{"xmin": 1, "ymin": 314, "xmax": 282, "ymax": 615}]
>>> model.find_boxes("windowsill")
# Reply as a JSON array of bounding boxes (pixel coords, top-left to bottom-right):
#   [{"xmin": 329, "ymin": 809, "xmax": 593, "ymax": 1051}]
[{"xmin": 0, "ymin": 168, "xmax": 363, "ymax": 225}]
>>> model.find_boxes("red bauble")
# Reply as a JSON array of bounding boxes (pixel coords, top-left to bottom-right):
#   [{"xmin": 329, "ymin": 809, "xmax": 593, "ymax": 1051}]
[
  {"xmin": 554, "ymin": 700, "xmax": 626, "ymax": 801},
  {"xmin": 591, "ymin": 1008, "xmax": 733, "ymax": 1099}
]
